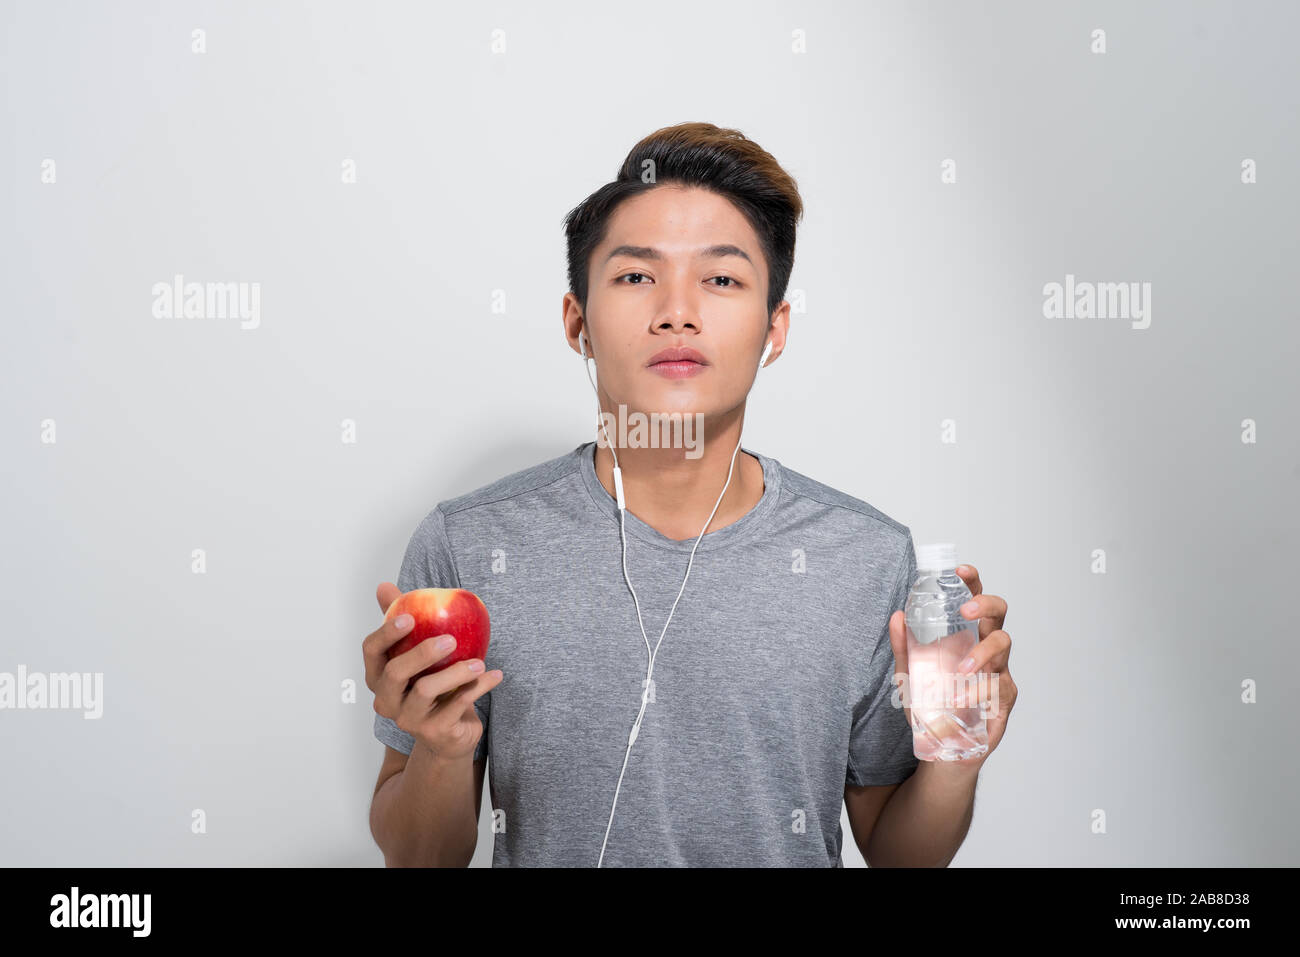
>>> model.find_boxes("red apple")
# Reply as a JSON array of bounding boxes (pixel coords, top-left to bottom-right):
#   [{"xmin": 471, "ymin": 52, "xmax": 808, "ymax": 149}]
[{"xmin": 384, "ymin": 588, "xmax": 491, "ymax": 681}]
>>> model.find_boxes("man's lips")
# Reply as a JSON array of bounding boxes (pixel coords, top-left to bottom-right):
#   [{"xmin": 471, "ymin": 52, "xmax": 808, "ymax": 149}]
[
  {"xmin": 646, "ymin": 347, "xmax": 708, "ymax": 378},
  {"xmin": 647, "ymin": 347, "xmax": 708, "ymax": 366},
  {"xmin": 648, "ymin": 359, "xmax": 707, "ymax": 378}
]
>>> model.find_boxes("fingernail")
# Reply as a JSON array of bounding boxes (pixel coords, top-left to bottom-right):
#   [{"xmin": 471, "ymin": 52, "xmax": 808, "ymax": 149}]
[
  {"xmin": 437, "ymin": 635, "xmax": 455, "ymax": 650},
  {"xmin": 394, "ymin": 614, "xmax": 413, "ymax": 630},
  {"xmin": 961, "ymin": 601, "xmax": 978, "ymax": 616},
  {"xmin": 958, "ymin": 656, "xmax": 976, "ymax": 673},
  {"xmin": 467, "ymin": 659, "xmax": 485, "ymax": 673}
]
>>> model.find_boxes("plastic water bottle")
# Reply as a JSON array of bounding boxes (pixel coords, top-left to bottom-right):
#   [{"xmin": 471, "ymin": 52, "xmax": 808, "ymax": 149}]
[{"xmin": 903, "ymin": 543, "xmax": 990, "ymax": 761}]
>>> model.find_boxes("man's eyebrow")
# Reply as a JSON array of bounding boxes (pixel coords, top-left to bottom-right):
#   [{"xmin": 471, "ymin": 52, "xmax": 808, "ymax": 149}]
[{"xmin": 603, "ymin": 244, "xmax": 753, "ymax": 265}]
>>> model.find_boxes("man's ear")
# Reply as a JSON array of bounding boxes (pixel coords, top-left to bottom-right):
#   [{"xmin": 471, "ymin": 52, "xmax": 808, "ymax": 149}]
[
  {"xmin": 562, "ymin": 291, "xmax": 590, "ymax": 360},
  {"xmin": 763, "ymin": 301, "xmax": 792, "ymax": 366}
]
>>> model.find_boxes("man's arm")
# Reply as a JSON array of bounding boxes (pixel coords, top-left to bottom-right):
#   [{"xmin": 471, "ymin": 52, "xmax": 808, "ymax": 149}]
[
  {"xmin": 369, "ymin": 745, "xmax": 487, "ymax": 867},
  {"xmin": 847, "ymin": 761, "xmax": 979, "ymax": 867},
  {"xmin": 843, "ymin": 780, "xmax": 902, "ymax": 863}
]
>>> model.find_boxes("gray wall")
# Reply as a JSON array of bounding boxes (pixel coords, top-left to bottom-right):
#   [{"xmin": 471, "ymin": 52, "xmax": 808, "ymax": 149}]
[{"xmin": 2, "ymin": 0, "xmax": 1295, "ymax": 866}]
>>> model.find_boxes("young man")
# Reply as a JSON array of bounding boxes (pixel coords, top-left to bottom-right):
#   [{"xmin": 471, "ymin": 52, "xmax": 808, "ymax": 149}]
[{"xmin": 365, "ymin": 123, "xmax": 1017, "ymax": 867}]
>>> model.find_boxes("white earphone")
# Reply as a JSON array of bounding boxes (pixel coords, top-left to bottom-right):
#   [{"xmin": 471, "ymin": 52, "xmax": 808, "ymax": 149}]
[{"xmin": 581, "ymin": 325, "xmax": 769, "ymax": 866}]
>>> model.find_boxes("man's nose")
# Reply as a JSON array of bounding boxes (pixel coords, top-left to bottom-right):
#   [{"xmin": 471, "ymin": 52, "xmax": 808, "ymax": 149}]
[
  {"xmin": 655, "ymin": 313, "xmax": 699, "ymax": 334},
  {"xmin": 653, "ymin": 286, "xmax": 701, "ymax": 333}
]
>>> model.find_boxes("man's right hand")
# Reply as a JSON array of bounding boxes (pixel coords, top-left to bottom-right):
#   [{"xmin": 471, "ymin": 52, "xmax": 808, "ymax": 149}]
[{"xmin": 363, "ymin": 582, "xmax": 503, "ymax": 762}]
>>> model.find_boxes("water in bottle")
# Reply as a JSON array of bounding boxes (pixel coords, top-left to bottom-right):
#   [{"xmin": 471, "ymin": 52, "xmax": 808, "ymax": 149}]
[{"xmin": 904, "ymin": 543, "xmax": 990, "ymax": 761}]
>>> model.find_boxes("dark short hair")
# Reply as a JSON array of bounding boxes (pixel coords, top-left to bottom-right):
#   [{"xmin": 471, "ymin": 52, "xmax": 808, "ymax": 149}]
[{"xmin": 563, "ymin": 122, "xmax": 804, "ymax": 323}]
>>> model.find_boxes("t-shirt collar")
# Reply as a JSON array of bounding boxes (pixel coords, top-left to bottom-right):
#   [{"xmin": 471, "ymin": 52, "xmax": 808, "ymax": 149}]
[{"xmin": 575, "ymin": 440, "xmax": 781, "ymax": 552}]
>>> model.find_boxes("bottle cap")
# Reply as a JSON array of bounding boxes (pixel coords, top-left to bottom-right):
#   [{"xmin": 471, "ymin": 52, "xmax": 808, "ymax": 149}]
[{"xmin": 915, "ymin": 542, "xmax": 957, "ymax": 571}]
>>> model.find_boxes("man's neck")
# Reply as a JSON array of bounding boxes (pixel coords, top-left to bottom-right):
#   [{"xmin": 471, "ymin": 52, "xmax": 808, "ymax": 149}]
[{"xmin": 591, "ymin": 417, "xmax": 765, "ymax": 542}]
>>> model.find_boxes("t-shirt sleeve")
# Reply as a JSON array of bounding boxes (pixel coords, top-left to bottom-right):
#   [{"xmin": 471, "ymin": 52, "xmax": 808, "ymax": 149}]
[
  {"xmin": 845, "ymin": 530, "xmax": 919, "ymax": 787},
  {"xmin": 372, "ymin": 505, "xmax": 490, "ymax": 764}
]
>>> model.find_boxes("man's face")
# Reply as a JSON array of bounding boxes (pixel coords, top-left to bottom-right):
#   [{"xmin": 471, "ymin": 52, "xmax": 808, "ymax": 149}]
[{"xmin": 575, "ymin": 185, "xmax": 779, "ymax": 426}]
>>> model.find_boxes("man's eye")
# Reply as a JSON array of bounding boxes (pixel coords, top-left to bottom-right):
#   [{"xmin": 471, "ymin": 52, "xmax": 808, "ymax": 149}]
[{"xmin": 617, "ymin": 273, "xmax": 740, "ymax": 287}]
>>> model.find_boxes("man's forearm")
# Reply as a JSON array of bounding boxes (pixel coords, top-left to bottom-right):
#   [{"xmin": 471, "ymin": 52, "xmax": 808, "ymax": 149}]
[
  {"xmin": 865, "ymin": 760, "xmax": 980, "ymax": 867},
  {"xmin": 370, "ymin": 745, "xmax": 479, "ymax": 867}
]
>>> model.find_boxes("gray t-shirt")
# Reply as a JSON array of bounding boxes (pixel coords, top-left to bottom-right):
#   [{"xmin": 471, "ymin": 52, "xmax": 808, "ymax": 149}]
[{"xmin": 374, "ymin": 440, "xmax": 919, "ymax": 867}]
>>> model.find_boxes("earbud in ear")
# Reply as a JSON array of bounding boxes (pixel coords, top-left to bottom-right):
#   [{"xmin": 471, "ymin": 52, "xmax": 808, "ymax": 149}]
[
  {"xmin": 759, "ymin": 339, "xmax": 773, "ymax": 369},
  {"xmin": 580, "ymin": 333, "xmax": 589, "ymax": 360}
]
